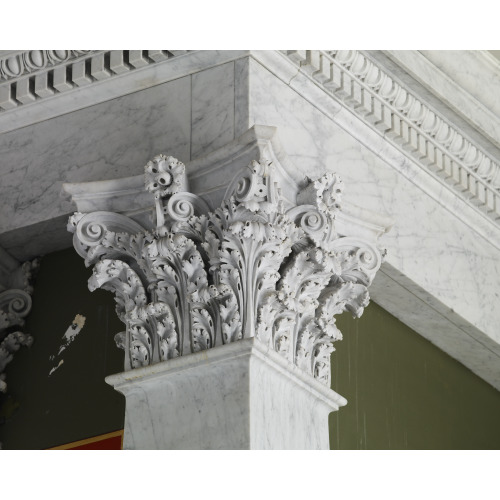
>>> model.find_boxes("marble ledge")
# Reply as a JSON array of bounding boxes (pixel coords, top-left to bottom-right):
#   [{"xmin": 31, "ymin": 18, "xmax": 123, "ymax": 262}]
[
  {"xmin": 0, "ymin": 76, "xmax": 192, "ymax": 237},
  {"xmin": 371, "ymin": 266, "xmax": 500, "ymax": 391}
]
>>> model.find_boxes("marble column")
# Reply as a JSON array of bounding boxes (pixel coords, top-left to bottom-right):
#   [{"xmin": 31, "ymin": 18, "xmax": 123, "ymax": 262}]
[{"xmin": 65, "ymin": 126, "xmax": 390, "ymax": 449}]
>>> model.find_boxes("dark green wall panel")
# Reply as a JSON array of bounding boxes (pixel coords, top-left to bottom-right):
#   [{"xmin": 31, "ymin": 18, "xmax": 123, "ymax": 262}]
[
  {"xmin": 329, "ymin": 302, "xmax": 500, "ymax": 449},
  {"xmin": 0, "ymin": 248, "xmax": 125, "ymax": 449},
  {"xmin": 2, "ymin": 248, "xmax": 500, "ymax": 449}
]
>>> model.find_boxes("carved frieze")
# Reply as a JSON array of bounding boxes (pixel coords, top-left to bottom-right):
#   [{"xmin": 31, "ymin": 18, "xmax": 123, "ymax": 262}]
[{"xmin": 69, "ymin": 151, "xmax": 385, "ymax": 386}]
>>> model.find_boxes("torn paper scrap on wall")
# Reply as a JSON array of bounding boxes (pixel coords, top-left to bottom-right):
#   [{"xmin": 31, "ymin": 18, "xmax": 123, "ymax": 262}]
[{"xmin": 48, "ymin": 314, "xmax": 85, "ymax": 376}]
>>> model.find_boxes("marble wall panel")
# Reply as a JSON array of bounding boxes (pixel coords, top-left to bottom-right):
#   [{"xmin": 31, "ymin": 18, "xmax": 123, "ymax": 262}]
[
  {"xmin": 191, "ymin": 62, "xmax": 235, "ymax": 159},
  {"xmin": 234, "ymin": 58, "xmax": 250, "ymax": 138},
  {"xmin": 0, "ymin": 76, "xmax": 191, "ymax": 235}
]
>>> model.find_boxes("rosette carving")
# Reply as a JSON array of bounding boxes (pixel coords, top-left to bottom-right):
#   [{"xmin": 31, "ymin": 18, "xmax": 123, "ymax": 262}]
[
  {"xmin": 69, "ymin": 153, "xmax": 386, "ymax": 385},
  {"xmin": 145, "ymin": 155, "xmax": 187, "ymax": 199}
]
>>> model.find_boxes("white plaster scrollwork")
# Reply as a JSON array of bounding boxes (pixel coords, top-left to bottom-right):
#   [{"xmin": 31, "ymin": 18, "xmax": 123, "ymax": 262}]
[
  {"xmin": 0, "ymin": 258, "xmax": 38, "ymax": 393},
  {"xmin": 69, "ymin": 155, "xmax": 385, "ymax": 385}
]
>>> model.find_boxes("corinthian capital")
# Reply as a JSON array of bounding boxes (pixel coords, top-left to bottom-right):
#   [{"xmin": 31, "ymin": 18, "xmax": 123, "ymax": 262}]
[{"xmin": 68, "ymin": 148, "xmax": 386, "ymax": 387}]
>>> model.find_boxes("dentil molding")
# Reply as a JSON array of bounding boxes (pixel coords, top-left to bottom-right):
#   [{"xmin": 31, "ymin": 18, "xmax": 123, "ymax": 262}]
[
  {"xmin": 382, "ymin": 50, "xmax": 500, "ymax": 149},
  {"xmin": 0, "ymin": 50, "xmax": 190, "ymax": 113},
  {"xmin": 0, "ymin": 51, "xmax": 92, "ymax": 82},
  {"xmin": 66, "ymin": 127, "xmax": 389, "ymax": 386}
]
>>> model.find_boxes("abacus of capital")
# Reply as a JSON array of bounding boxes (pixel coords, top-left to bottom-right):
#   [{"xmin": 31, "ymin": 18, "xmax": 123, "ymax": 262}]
[{"xmin": 64, "ymin": 126, "xmax": 389, "ymax": 449}]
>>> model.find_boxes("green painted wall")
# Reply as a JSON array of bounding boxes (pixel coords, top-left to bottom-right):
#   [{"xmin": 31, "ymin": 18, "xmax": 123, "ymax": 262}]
[
  {"xmin": 0, "ymin": 248, "xmax": 125, "ymax": 449},
  {"xmin": 329, "ymin": 302, "xmax": 500, "ymax": 449},
  {"xmin": 2, "ymin": 247, "xmax": 500, "ymax": 449}
]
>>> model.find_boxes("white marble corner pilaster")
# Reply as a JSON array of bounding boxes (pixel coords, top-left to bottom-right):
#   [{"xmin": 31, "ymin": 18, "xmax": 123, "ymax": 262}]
[
  {"xmin": 66, "ymin": 125, "xmax": 389, "ymax": 449},
  {"xmin": 106, "ymin": 337, "xmax": 346, "ymax": 449}
]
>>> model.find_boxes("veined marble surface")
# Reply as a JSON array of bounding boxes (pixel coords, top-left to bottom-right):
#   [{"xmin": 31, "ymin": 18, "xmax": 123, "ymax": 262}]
[
  {"xmin": 0, "ymin": 50, "xmax": 250, "ymax": 136},
  {"xmin": 107, "ymin": 337, "xmax": 345, "ymax": 449},
  {"xmin": 244, "ymin": 54, "xmax": 500, "ymax": 390},
  {"xmin": 0, "ymin": 77, "xmax": 191, "ymax": 235},
  {"xmin": 191, "ymin": 62, "xmax": 235, "ymax": 158}
]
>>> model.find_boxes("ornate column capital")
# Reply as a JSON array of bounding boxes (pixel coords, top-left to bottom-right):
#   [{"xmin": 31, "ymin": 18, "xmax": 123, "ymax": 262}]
[{"xmin": 66, "ymin": 126, "xmax": 391, "ymax": 448}]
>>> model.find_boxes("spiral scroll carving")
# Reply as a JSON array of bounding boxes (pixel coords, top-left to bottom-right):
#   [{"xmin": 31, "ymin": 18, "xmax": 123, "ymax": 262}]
[
  {"xmin": 1, "ymin": 290, "xmax": 32, "ymax": 318},
  {"xmin": 167, "ymin": 192, "xmax": 211, "ymax": 223}
]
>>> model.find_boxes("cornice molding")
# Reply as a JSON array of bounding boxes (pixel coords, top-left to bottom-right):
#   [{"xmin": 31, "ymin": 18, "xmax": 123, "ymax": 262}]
[
  {"xmin": 282, "ymin": 50, "xmax": 500, "ymax": 228},
  {"xmin": 381, "ymin": 50, "xmax": 500, "ymax": 150},
  {"xmin": 0, "ymin": 51, "xmax": 93, "ymax": 82},
  {"xmin": 0, "ymin": 50, "xmax": 190, "ymax": 114}
]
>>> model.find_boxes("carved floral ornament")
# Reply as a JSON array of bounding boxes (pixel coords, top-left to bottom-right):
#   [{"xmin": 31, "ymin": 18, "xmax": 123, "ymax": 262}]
[{"xmin": 68, "ymin": 154, "xmax": 385, "ymax": 386}]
